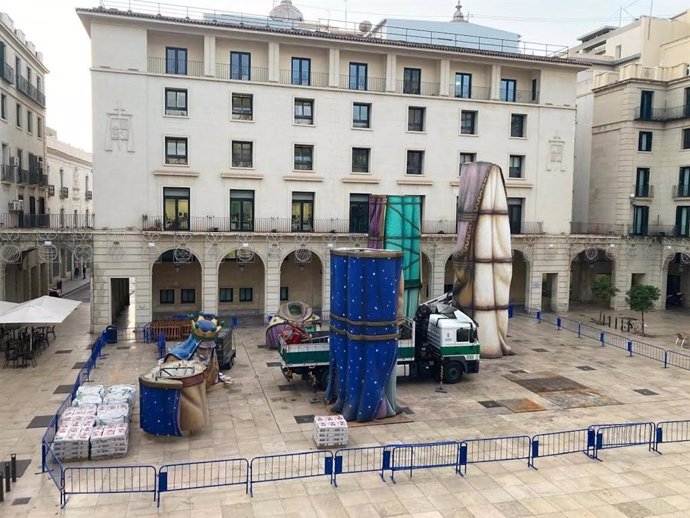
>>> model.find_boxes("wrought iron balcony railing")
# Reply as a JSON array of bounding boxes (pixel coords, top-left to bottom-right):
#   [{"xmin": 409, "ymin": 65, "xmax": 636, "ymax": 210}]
[
  {"xmin": 570, "ymin": 222, "xmax": 627, "ymax": 235},
  {"xmin": 0, "ymin": 213, "xmax": 95, "ymax": 229},
  {"xmin": 1, "ymin": 165, "xmax": 14, "ymax": 183},
  {"xmin": 1, "ymin": 62, "xmax": 14, "ymax": 84},
  {"xmin": 16, "ymin": 75, "xmax": 46, "ymax": 107}
]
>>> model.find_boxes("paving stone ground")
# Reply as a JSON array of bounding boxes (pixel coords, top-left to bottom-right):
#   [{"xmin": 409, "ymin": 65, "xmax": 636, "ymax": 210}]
[{"xmin": 2, "ymin": 299, "xmax": 690, "ymax": 517}]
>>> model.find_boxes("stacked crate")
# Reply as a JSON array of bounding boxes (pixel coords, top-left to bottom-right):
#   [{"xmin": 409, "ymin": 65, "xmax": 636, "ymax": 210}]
[{"xmin": 313, "ymin": 415, "xmax": 348, "ymax": 448}]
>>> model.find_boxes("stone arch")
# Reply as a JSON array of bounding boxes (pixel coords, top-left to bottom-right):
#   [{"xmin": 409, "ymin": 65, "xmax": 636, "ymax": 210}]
[
  {"xmin": 280, "ymin": 248, "xmax": 325, "ymax": 311},
  {"xmin": 217, "ymin": 247, "xmax": 266, "ymax": 315},
  {"xmin": 151, "ymin": 248, "xmax": 203, "ymax": 317},
  {"xmin": 421, "ymin": 251, "xmax": 433, "ymax": 300},
  {"xmin": 569, "ymin": 247, "xmax": 614, "ymax": 306},
  {"xmin": 663, "ymin": 251, "xmax": 690, "ymax": 308},
  {"xmin": 510, "ymin": 248, "xmax": 530, "ymax": 306}
]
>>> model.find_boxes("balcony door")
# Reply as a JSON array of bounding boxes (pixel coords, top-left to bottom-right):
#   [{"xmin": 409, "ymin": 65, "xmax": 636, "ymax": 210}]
[
  {"xmin": 291, "ymin": 57, "xmax": 311, "ymax": 86},
  {"xmin": 349, "ymin": 193, "xmax": 369, "ymax": 233},
  {"xmin": 676, "ymin": 206, "xmax": 690, "ymax": 238},
  {"xmin": 163, "ymin": 187, "xmax": 190, "ymax": 231},
  {"xmin": 639, "ymin": 90, "xmax": 653, "ymax": 120},
  {"xmin": 291, "ymin": 192, "xmax": 314, "ymax": 232},
  {"xmin": 349, "ymin": 62, "xmax": 367, "ymax": 91},
  {"xmin": 507, "ymin": 198, "xmax": 523, "ymax": 234},
  {"xmin": 230, "ymin": 189, "xmax": 254, "ymax": 231},
  {"xmin": 684, "ymin": 87, "xmax": 690, "ymax": 118},
  {"xmin": 632, "ymin": 205, "xmax": 649, "ymax": 236},
  {"xmin": 403, "ymin": 68, "xmax": 421, "ymax": 94},
  {"xmin": 679, "ymin": 167, "xmax": 690, "ymax": 197},
  {"xmin": 165, "ymin": 47, "xmax": 187, "ymax": 75},
  {"xmin": 635, "ymin": 168, "xmax": 650, "ymax": 197}
]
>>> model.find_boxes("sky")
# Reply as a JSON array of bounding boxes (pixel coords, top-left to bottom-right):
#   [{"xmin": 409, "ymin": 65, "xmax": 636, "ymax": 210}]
[{"xmin": 3, "ymin": 0, "xmax": 689, "ymax": 153}]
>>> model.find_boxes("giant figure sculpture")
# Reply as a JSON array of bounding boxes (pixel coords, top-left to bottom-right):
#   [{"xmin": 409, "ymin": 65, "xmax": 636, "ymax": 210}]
[
  {"xmin": 326, "ymin": 248, "xmax": 403, "ymax": 422},
  {"xmin": 453, "ymin": 162, "xmax": 512, "ymax": 358}
]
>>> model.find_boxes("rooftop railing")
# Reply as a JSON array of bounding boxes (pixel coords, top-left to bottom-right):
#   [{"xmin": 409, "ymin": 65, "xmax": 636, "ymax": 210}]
[{"xmin": 94, "ymin": 0, "xmax": 568, "ymax": 58}]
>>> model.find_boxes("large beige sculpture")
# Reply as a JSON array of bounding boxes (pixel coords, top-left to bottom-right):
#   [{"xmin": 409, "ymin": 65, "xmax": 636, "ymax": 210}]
[{"xmin": 453, "ymin": 162, "xmax": 512, "ymax": 358}]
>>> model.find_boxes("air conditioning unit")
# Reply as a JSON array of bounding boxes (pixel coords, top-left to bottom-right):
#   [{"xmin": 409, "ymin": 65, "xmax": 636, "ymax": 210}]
[{"xmin": 8, "ymin": 200, "xmax": 23, "ymax": 212}]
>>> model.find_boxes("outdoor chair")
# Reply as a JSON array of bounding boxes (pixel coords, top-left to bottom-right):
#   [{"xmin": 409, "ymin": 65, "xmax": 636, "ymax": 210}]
[
  {"xmin": 675, "ymin": 333, "xmax": 688, "ymax": 348},
  {"xmin": 45, "ymin": 325, "xmax": 56, "ymax": 341},
  {"xmin": 3, "ymin": 344, "xmax": 19, "ymax": 368},
  {"xmin": 17, "ymin": 343, "xmax": 36, "ymax": 368}
]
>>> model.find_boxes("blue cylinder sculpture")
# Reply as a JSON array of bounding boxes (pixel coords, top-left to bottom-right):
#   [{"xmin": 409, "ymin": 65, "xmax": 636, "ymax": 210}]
[{"xmin": 327, "ymin": 248, "xmax": 402, "ymax": 422}]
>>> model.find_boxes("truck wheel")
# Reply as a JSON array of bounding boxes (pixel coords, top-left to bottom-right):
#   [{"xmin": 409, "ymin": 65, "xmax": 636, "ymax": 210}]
[
  {"xmin": 317, "ymin": 369, "xmax": 330, "ymax": 391},
  {"xmin": 443, "ymin": 361, "xmax": 464, "ymax": 384}
]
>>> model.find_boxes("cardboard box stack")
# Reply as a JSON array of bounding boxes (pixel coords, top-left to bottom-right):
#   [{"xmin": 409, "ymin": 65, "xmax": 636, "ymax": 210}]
[{"xmin": 313, "ymin": 415, "xmax": 349, "ymax": 448}]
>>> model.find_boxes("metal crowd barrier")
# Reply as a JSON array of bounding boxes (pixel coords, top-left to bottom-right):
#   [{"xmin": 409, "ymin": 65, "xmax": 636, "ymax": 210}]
[
  {"xmin": 249, "ymin": 451, "xmax": 333, "ymax": 496},
  {"xmin": 665, "ymin": 350, "xmax": 690, "ymax": 370},
  {"xmin": 389, "ymin": 441, "xmax": 460, "ymax": 482},
  {"xmin": 459, "ymin": 435, "xmax": 532, "ymax": 474},
  {"xmin": 332, "ymin": 445, "xmax": 391, "ymax": 486},
  {"xmin": 158, "ymin": 458, "xmax": 249, "ymax": 506},
  {"xmin": 531, "ymin": 428, "xmax": 596, "ymax": 467},
  {"xmin": 589, "ymin": 422, "xmax": 656, "ymax": 459},
  {"xmin": 62, "ymin": 465, "xmax": 157, "ymax": 507},
  {"xmin": 655, "ymin": 420, "xmax": 690, "ymax": 453}
]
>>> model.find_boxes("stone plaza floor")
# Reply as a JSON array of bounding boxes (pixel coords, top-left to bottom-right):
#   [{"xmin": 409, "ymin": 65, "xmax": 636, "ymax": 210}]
[{"xmin": 2, "ymin": 299, "xmax": 690, "ymax": 517}]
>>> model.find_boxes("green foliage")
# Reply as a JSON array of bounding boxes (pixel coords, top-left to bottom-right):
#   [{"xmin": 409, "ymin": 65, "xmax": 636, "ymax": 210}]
[
  {"xmin": 591, "ymin": 275, "xmax": 618, "ymax": 303},
  {"xmin": 626, "ymin": 284, "xmax": 660, "ymax": 313}
]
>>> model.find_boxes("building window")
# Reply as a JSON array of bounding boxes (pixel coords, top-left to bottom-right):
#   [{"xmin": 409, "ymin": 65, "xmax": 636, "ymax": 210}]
[
  {"xmin": 239, "ymin": 287, "xmax": 253, "ymax": 302},
  {"xmin": 638, "ymin": 131, "xmax": 652, "ymax": 152},
  {"xmin": 231, "ymin": 93, "xmax": 253, "ymax": 120},
  {"xmin": 181, "ymin": 288, "xmax": 196, "ymax": 304},
  {"xmin": 219, "ymin": 288, "xmax": 233, "ymax": 303},
  {"xmin": 165, "ymin": 47, "xmax": 187, "ymax": 75},
  {"xmin": 677, "ymin": 167, "xmax": 690, "ymax": 197},
  {"xmin": 408, "ymin": 107, "xmax": 425, "ymax": 132},
  {"xmin": 353, "ymin": 103, "xmax": 371, "ymax": 128},
  {"xmin": 26, "ymin": 110, "xmax": 32, "ymax": 133},
  {"xmin": 459, "ymin": 153, "xmax": 476, "ymax": 173},
  {"xmin": 230, "ymin": 189, "xmax": 254, "ymax": 231},
  {"xmin": 677, "ymin": 207, "xmax": 690, "ymax": 238},
  {"xmin": 510, "ymin": 114, "xmax": 525, "ymax": 138},
  {"xmin": 632, "ymin": 205, "xmax": 649, "ymax": 236},
  {"xmin": 403, "ymin": 67, "xmax": 421, "ymax": 94},
  {"xmin": 165, "ymin": 137, "xmax": 188, "ymax": 165},
  {"xmin": 231, "ymin": 141, "xmax": 253, "ymax": 168},
  {"xmin": 294, "ymin": 98, "xmax": 314, "ymax": 125},
  {"xmin": 509, "ymin": 155, "xmax": 524, "ymax": 178},
  {"xmin": 352, "ymin": 148, "xmax": 370, "ymax": 173},
  {"xmin": 230, "ymin": 51, "xmax": 251, "ymax": 80},
  {"xmin": 684, "ymin": 87, "xmax": 690, "ymax": 118},
  {"xmin": 500, "ymin": 79, "xmax": 516, "ymax": 102},
  {"xmin": 455, "ymin": 72, "xmax": 472, "ymax": 98},
  {"xmin": 349, "ymin": 62, "xmax": 368, "ymax": 90},
  {"xmin": 294, "ymin": 145, "xmax": 314, "ymax": 171},
  {"xmin": 0, "ymin": 94, "xmax": 6, "ymax": 120},
  {"xmin": 160, "ymin": 289, "xmax": 175, "ymax": 304},
  {"xmin": 165, "ymin": 88, "xmax": 188, "ymax": 116},
  {"xmin": 291, "ymin": 57, "xmax": 311, "ymax": 86},
  {"xmin": 531, "ymin": 79, "xmax": 539, "ymax": 102},
  {"xmin": 37, "ymin": 117, "xmax": 42, "ymax": 138},
  {"xmin": 635, "ymin": 168, "xmax": 650, "ymax": 197},
  {"xmin": 349, "ymin": 193, "xmax": 369, "ymax": 233},
  {"xmin": 291, "ymin": 191, "xmax": 314, "ymax": 231},
  {"xmin": 16, "ymin": 103, "xmax": 21, "ymax": 127},
  {"xmin": 507, "ymin": 198, "xmax": 523, "ymax": 234},
  {"xmin": 163, "ymin": 187, "xmax": 190, "ymax": 231},
  {"xmin": 639, "ymin": 90, "xmax": 654, "ymax": 120},
  {"xmin": 683, "ymin": 128, "xmax": 690, "ymax": 150},
  {"xmin": 280, "ymin": 287, "xmax": 289, "ymax": 301},
  {"xmin": 406, "ymin": 150, "xmax": 424, "ymax": 175},
  {"xmin": 460, "ymin": 110, "xmax": 477, "ymax": 135}
]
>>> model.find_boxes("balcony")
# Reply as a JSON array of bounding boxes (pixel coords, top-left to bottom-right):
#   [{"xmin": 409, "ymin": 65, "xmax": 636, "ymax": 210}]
[
  {"xmin": 395, "ymin": 80, "xmax": 440, "ymax": 97},
  {"xmin": 570, "ymin": 222, "xmax": 627, "ymax": 235},
  {"xmin": 29, "ymin": 170, "xmax": 39, "ymax": 185},
  {"xmin": 511, "ymin": 221, "xmax": 544, "ymax": 235},
  {"xmin": 85, "ymin": 190, "xmax": 93, "ymax": 201},
  {"xmin": 1, "ymin": 165, "xmax": 14, "ymax": 183},
  {"xmin": 629, "ymin": 224, "xmax": 677, "ymax": 237},
  {"xmin": 279, "ymin": 69, "xmax": 329, "ymax": 88},
  {"xmin": 450, "ymin": 85, "xmax": 491, "ymax": 101},
  {"xmin": 635, "ymin": 105, "xmax": 690, "ymax": 122},
  {"xmin": 338, "ymin": 75, "xmax": 386, "ymax": 93},
  {"xmin": 500, "ymin": 90, "xmax": 539, "ymax": 104},
  {"xmin": 634, "ymin": 185, "xmax": 654, "ymax": 199},
  {"xmin": 48, "ymin": 185, "xmax": 55, "ymax": 197},
  {"xmin": 39, "ymin": 173, "xmax": 48, "ymax": 187},
  {"xmin": 147, "ymin": 57, "xmax": 204, "ymax": 77},
  {"xmin": 215, "ymin": 64, "xmax": 268, "ymax": 82},
  {"xmin": 16, "ymin": 75, "xmax": 46, "ymax": 107},
  {"xmin": 0, "ymin": 213, "xmax": 94, "ymax": 230},
  {"xmin": 673, "ymin": 185, "xmax": 690, "ymax": 198},
  {"xmin": 16, "ymin": 169, "xmax": 28, "ymax": 185},
  {"xmin": 1, "ymin": 62, "xmax": 14, "ymax": 84},
  {"xmin": 59, "ymin": 187, "xmax": 69, "ymax": 199}
]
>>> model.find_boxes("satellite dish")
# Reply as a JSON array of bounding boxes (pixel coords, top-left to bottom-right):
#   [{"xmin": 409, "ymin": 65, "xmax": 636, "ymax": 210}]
[{"xmin": 358, "ymin": 20, "xmax": 372, "ymax": 34}]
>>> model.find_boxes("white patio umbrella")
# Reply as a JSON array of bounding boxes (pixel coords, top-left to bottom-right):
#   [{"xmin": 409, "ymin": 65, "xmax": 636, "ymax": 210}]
[
  {"xmin": 0, "ymin": 301, "xmax": 19, "ymax": 315},
  {"xmin": 0, "ymin": 296, "xmax": 81, "ymax": 350}
]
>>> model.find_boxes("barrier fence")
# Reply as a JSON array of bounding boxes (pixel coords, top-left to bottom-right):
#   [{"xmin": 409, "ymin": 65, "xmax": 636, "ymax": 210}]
[
  {"xmin": 332, "ymin": 445, "xmax": 391, "ymax": 486},
  {"xmin": 459, "ymin": 435, "xmax": 532, "ymax": 474},
  {"xmin": 390, "ymin": 441, "xmax": 460, "ymax": 482},
  {"xmin": 63, "ymin": 465, "xmax": 157, "ymax": 507},
  {"xmin": 511, "ymin": 306, "xmax": 690, "ymax": 373},
  {"xmin": 530, "ymin": 428, "xmax": 595, "ymax": 467},
  {"xmin": 158, "ymin": 458, "xmax": 249, "ymax": 506},
  {"xmin": 656, "ymin": 420, "xmax": 690, "ymax": 452},
  {"xmin": 590, "ymin": 422, "xmax": 656, "ymax": 457},
  {"xmin": 249, "ymin": 451, "xmax": 333, "ymax": 496}
]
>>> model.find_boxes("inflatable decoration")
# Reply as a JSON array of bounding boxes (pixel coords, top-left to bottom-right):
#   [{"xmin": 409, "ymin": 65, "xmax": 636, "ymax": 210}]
[
  {"xmin": 453, "ymin": 161, "xmax": 513, "ymax": 358},
  {"xmin": 326, "ymin": 248, "xmax": 403, "ymax": 422}
]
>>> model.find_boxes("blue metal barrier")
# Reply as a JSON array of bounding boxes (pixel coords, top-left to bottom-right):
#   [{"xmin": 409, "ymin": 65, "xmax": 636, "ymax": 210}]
[
  {"xmin": 332, "ymin": 445, "xmax": 392, "ymax": 487},
  {"xmin": 43, "ymin": 443, "xmax": 64, "ymax": 503},
  {"xmin": 578, "ymin": 323, "xmax": 600, "ymax": 340},
  {"xmin": 603, "ymin": 332, "xmax": 628, "ymax": 350},
  {"xmin": 589, "ymin": 422, "xmax": 656, "ymax": 459},
  {"xmin": 665, "ymin": 350, "xmax": 690, "ymax": 371},
  {"xmin": 559, "ymin": 316, "xmax": 579, "ymax": 334},
  {"xmin": 389, "ymin": 441, "xmax": 460, "ymax": 483},
  {"xmin": 655, "ymin": 420, "xmax": 690, "ymax": 453},
  {"xmin": 249, "ymin": 451, "xmax": 333, "ymax": 496},
  {"xmin": 158, "ymin": 458, "xmax": 249, "ymax": 506},
  {"xmin": 530, "ymin": 429, "xmax": 595, "ymax": 467},
  {"xmin": 458, "ymin": 435, "xmax": 532, "ymax": 475},
  {"xmin": 62, "ymin": 465, "xmax": 157, "ymax": 507},
  {"xmin": 630, "ymin": 340, "xmax": 666, "ymax": 364}
]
